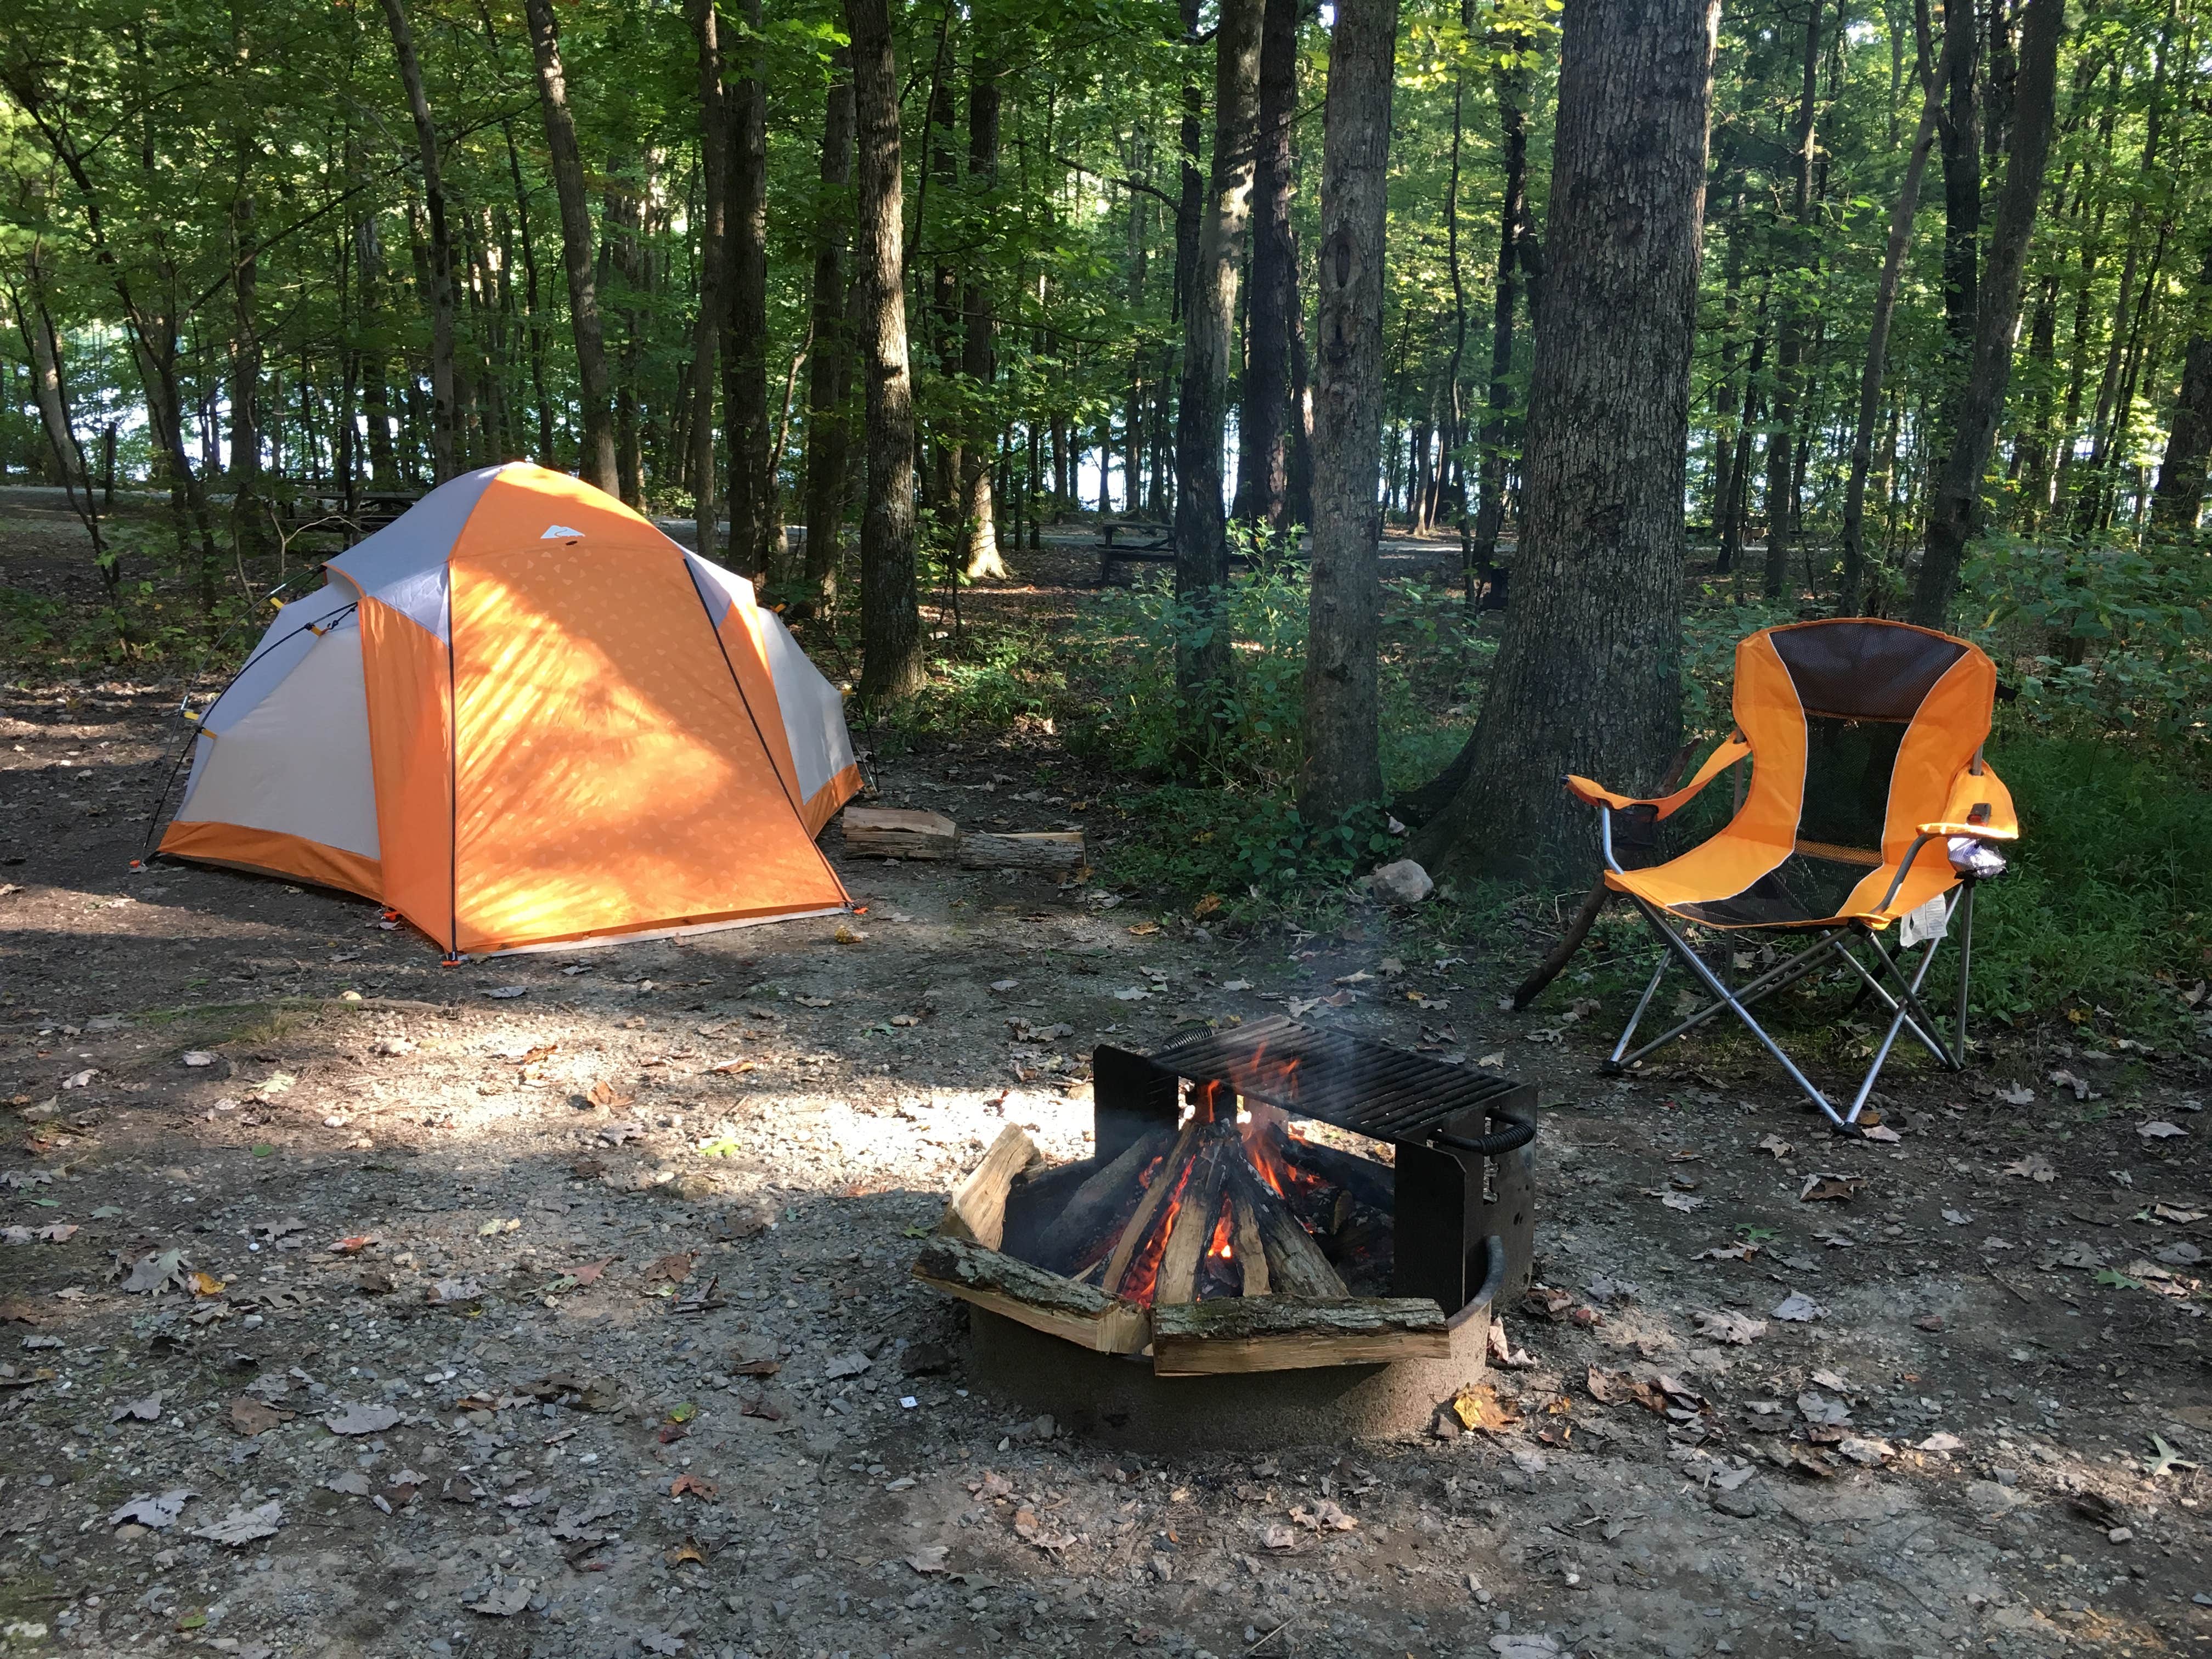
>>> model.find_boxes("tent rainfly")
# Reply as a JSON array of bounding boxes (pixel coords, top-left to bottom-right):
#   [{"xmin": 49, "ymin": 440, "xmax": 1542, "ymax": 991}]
[{"xmin": 156, "ymin": 464, "xmax": 860, "ymax": 956}]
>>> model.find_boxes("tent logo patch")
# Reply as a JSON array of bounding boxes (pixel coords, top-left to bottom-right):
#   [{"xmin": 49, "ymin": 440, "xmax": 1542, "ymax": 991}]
[{"xmin": 541, "ymin": 523, "xmax": 583, "ymax": 539}]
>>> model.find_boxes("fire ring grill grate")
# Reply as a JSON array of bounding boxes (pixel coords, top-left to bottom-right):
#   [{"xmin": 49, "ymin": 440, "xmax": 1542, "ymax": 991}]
[{"xmin": 916, "ymin": 1019, "xmax": 1541, "ymax": 1445}]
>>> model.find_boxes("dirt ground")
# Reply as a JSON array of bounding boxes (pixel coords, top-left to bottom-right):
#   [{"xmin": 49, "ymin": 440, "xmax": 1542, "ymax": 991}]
[{"xmin": 4, "ymin": 501, "xmax": 2212, "ymax": 1659}]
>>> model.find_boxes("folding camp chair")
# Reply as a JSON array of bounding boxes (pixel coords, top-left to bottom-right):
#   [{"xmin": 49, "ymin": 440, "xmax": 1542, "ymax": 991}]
[{"xmin": 1565, "ymin": 618, "xmax": 2018, "ymax": 1132}]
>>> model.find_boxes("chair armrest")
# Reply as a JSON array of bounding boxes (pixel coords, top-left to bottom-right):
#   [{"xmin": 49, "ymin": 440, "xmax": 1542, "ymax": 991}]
[
  {"xmin": 1565, "ymin": 733, "xmax": 1751, "ymax": 823},
  {"xmin": 1917, "ymin": 761, "xmax": 2018, "ymax": 842}
]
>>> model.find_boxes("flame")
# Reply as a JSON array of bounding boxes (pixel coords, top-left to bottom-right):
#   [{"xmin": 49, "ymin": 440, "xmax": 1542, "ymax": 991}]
[
  {"xmin": 1205, "ymin": 1196, "xmax": 1235, "ymax": 1265},
  {"xmin": 1113, "ymin": 1158, "xmax": 1197, "ymax": 1307}
]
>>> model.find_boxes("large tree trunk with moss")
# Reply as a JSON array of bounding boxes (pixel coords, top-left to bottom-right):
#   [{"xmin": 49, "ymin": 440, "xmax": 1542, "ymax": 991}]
[
  {"xmin": 1908, "ymin": 0, "xmax": 2062, "ymax": 629},
  {"xmin": 1296, "ymin": 0, "xmax": 1397, "ymax": 824},
  {"xmin": 1172, "ymin": 0, "xmax": 1263, "ymax": 765},
  {"xmin": 1409, "ymin": 0, "xmax": 1719, "ymax": 885},
  {"xmin": 520, "ymin": 0, "xmax": 617, "ymax": 494},
  {"xmin": 849, "ymin": 0, "xmax": 924, "ymax": 702}
]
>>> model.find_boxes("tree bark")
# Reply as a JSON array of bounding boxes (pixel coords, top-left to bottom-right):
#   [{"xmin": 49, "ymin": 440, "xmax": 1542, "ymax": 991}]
[
  {"xmin": 1471, "ymin": 40, "xmax": 1531, "ymax": 589},
  {"xmin": 1908, "ymin": 0, "xmax": 2063, "ymax": 629},
  {"xmin": 848, "ymin": 0, "xmax": 924, "ymax": 702},
  {"xmin": 1410, "ymin": 0, "xmax": 1719, "ymax": 884},
  {"xmin": 5, "ymin": 267, "xmax": 110, "ymax": 585},
  {"xmin": 1235, "ymin": 0, "xmax": 1300, "ymax": 533},
  {"xmin": 1172, "ymin": 0, "xmax": 1263, "ymax": 761},
  {"xmin": 802, "ymin": 51, "xmax": 857, "ymax": 608},
  {"xmin": 722, "ymin": 0, "xmax": 770, "ymax": 575},
  {"xmin": 2151, "ymin": 235, "xmax": 2212, "ymax": 533},
  {"xmin": 1935, "ymin": 0, "xmax": 1980, "ymax": 369},
  {"xmin": 1761, "ymin": 0, "xmax": 1822, "ymax": 601},
  {"xmin": 380, "ymin": 0, "xmax": 460, "ymax": 482},
  {"xmin": 1839, "ymin": 13, "xmax": 1963, "ymax": 610},
  {"xmin": 958, "ymin": 49, "xmax": 1006, "ymax": 580},
  {"xmin": 1297, "ymin": 0, "xmax": 1398, "ymax": 824},
  {"xmin": 520, "ymin": 0, "xmax": 618, "ymax": 494},
  {"xmin": 687, "ymin": 0, "xmax": 727, "ymax": 561}
]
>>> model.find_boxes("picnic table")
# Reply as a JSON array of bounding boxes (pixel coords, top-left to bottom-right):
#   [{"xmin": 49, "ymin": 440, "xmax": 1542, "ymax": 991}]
[
  {"xmin": 279, "ymin": 490, "xmax": 421, "ymax": 545},
  {"xmin": 1096, "ymin": 519, "xmax": 1255, "ymax": 585}
]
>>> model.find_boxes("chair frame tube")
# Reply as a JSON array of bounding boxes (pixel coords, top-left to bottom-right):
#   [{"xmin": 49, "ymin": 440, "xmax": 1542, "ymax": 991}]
[{"xmin": 1598, "ymin": 805, "xmax": 1977, "ymax": 1132}]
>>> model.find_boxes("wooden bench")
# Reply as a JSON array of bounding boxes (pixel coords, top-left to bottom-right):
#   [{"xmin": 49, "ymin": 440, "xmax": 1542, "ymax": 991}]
[{"xmin": 279, "ymin": 490, "xmax": 420, "ymax": 545}]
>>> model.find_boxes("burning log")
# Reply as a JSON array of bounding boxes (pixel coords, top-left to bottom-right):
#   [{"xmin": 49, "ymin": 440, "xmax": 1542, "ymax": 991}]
[
  {"xmin": 1224, "ymin": 1160, "xmax": 1347, "ymax": 1299},
  {"xmin": 1153, "ymin": 1142, "xmax": 1229, "ymax": 1306},
  {"xmin": 1150, "ymin": 1295, "xmax": 1450, "ymax": 1375},
  {"xmin": 1030, "ymin": 1127, "xmax": 1175, "ymax": 1269},
  {"xmin": 1276, "ymin": 1130, "xmax": 1395, "ymax": 1211},
  {"xmin": 941, "ymin": 1125, "xmax": 1043, "ymax": 1251},
  {"xmin": 911, "ymin": 1234, "xmax": 1149, "ymax": 1354},
  {"xmin": 1100, "ymin": 1122, "xmax": 1199, "ymax": 1297},
  {"xmin": 1229, "ymin": 1189, "xmax": 1270, "ymax": 1296}
]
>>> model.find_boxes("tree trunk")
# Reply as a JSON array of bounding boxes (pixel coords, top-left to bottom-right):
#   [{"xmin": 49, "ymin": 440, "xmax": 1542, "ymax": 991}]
[
  {"xmin": 1709, "ymin": 210, "xmax": 1742, "ymax": 557},
  {"xmin": 520, "ymin": 0, "xmax": 618, "ymax": 494},
  {"xmin": 848, "ymin": 0, "xmax": 924, "ymax": 702},
  {"xmin": 228, "ymin": 180, "xmax": 267, "ymax": 557},
  {"xmin": 687, "ymin": 0, "xmax": 727, "ymax": 561},
  {"xmin": 6, "ymin": 272, "xmax": 110, "ymax": 584},
  {"xmin": 1410, "ymin": 0, "xmax": 1719, "ymax": 884},
  {"xmin": 1297, "ymin": 0, "xmax": 1398, "ymax": 824},
  {"xmin": 1839, "ymin": 14, "xmax": 1962, "ymax": 610},
  {"xmin": 496, "ymin": 125, "xmax": 554, "ymax": 465},
  {"xmin": 1286, "ymin": 247, "xmax": 1317, "ymax": 529},
  {"xmin": 958, "ymin": 49, "xmax": 1006, "ymax": 580},
  {"xmin": 1172, "ymin": 0, "xmax": 1263, "ymax": 762},
  {"xmin": 802, "ymin": 50, "xmax": 857, "ymax": 607},
  {"xmin": 1936, "ymin": 0, "xmax": 1980, "ymax": 369},
  {"xmin": 1908, "ymin": 0, "xmax": 2062, "ymax": 629},
  {"xmin": 1471, "ymin": 44, "xmax": 1530, "ymax": 588},
  {"xmin": 712, "ymin": 0, "xmax": 769, "ymax": 574},
  {"xmin": 380, "ymin": 0, "xmax": 460, "ymax": 482},
  {"xmin": 1235, "ymin": 0, "xmax": 1299, "ymax": 533},
  {"xmin": 1761, "ymin": 0, "xmax": 1822, "ymax": 602},
  {"xmin": 2151, "ymin": 235, "xmax": 2212, "ymax": 533}
]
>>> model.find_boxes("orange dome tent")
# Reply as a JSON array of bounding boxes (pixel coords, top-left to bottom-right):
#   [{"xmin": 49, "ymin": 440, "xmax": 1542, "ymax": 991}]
[{"xmin": 156, "ymin": 464, "xmax": 860, "ymax": 956}]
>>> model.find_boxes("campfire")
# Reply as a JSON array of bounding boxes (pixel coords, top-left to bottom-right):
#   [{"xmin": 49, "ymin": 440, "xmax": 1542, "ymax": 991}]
[
  {"xmin": 1016, "ymin": 1082, "xmax": 1392, "ymax": 1307},
  {"xmin": 913, "ymin": 1019, "xmax": 1537, "ymax": 1390}
]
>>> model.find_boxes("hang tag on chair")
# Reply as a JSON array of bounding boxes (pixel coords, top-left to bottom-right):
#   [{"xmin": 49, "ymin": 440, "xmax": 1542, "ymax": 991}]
[{"xmin": 1899, "ymin": 890, "xmax": 1955, "ymax": 949}]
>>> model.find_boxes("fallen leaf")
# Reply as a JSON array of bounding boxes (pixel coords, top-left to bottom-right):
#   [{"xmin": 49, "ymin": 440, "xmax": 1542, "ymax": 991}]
[
  {"xmin": 187, "ymin": 1271, "xmax": 225, "ymax": 1297},
  {"xmin": 1797, "ymin": 1390, "xmax": 1851, "ymax": 1426},
  {"xmin": 110, "ymin": 1392, "xmax": 162, "ymax": 1423},
  {"xmin": 670, "ymin": 1474, "xmax": 717, "ymax": 1500},
  {"xmin": 482, "ymin": 985, "xmax": 528, "ymax": 1000},
  {"xmin": 1861, "ymin": 1124, "xmax": 1903, "ymax": 1145},
  {"xmin": 1771, "ymin": 1291, "xmax": 1826, "ymax": 1322},
  {"xmin": 1450, "ymin": 1384, "xmax": 1522, "ymax": 1435},
  {"xmin": 2047, "ymin": 1069, "xmax": 2092, "ymax": 1101},
  {"xmin": 183, "ymin": 1052, "xmax": 218, "ymax": 1068},
  {"xmin": 1694, "ymin": 1309, "xmax": 1767, "ymax": 1345},
  {"xmin": 1661, "ymin": 1192, "xmax": 1705, "ymax": 1212},
  {"xmin": 906, "ymin": 1545, "xmax": 950, "ymax": 1573},
  {"xmin": 1692, "ymin": 1241, "xmax": 1759, "ymax": 1261},
  {"xmin": 643, "ymin": 1251, "xmax": 697, "ymax": 1285},
  {"xmin": 189, "ymin": 1500, "xmax": 283, "ymax": 1546},
  {"xmin": 1756, "ymin": 1135, "xmax": 1792, "ymax": 1159},
  {"xmin": 329, "ymin": 1234, "xmax": 379, "ymax": 1256},
  {"xmin": 324, "ymin": 1470, "xmax": 371, "ymax": 1496},
  {"xmin": 116, "ymin": 1249, "xmax": 190, "ymax": 1296},
  {"xmin": 229, "ymin": 1397, "xmax": 292, "ymax": 1435},
  {"xmin": 2139, "ymin": 1121, "xmax": 2188, "ymax": 1141},
  {"xmin": 109, "ymin": 1489, "xmax": 194, "ymax": 1530},
  {"xmin": 465, "ymin": 1580, "xmax": 533, "ymax": 1617},
  {"xmin": 324, "ymin": 1402, "xmax": 403, "ymax": 1436},
  {"xmin": 1798, "ymin": 1172, "xmax": 1864, "ymax": 1203},
  {"xmin": 1917, "ymin": 1431, "xmax": 1965, "ymax": 1454},
  {"xmin": 1941, "ymin": 1208, "xmax": 1972, "ymax": 1225},
  {"xmin": 426, "ymin": 1276, "xmax": 482, "ymax": 1304},
  {"xmin": 1112, "ymin": 987, "xmax": 1152, "ymax": 1001},
  {"xmin": 2004, "ymin": 1153, "xmax": 2057, "ymax": 1183},
  {"xmin": 1837, "ymin": 1436, "xmax": 1893, "ymax": 1466}
]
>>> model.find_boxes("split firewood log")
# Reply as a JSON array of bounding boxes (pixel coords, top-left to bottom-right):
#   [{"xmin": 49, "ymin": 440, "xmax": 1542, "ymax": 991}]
[
  {"xmin": 1153, "ymin": 1142, "xmax": 1229, "ymax": 1306},
  {"xmin": 1099, "ymin": 1121, "xmax": 1199, "ymax": 1296},
  {"xmin": 955, "ymin": 831, "xmax": 1086, "ymax": 872},
  {"xmin": 1229, "ymin": 1187, "xmax": 1271, "ymax": 1297},
  {"xmin": 1030, "ymin": 1127, "xmax": 1174, "ymax": 1270},
  {"xmin": 840, "ymin": 806, "xmax": 958, "ymax": 860},
  {"xmin": 1223, "ymin": 1160, "xmax": 1347, "ymax": 1298}
]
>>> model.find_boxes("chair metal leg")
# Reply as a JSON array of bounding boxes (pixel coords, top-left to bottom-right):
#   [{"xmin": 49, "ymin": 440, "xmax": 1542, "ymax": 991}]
[
  {"xmin": 1606, "ymin": 956, "xmax": 1669, "ymax": 1071},
  {"xmin": 1846, "ymin": 928, "xmax": 1945, "ymax": 1123},
  {"xmin": 1613, "ymin": 930, "xmax": 1847, "ymax": 1072},
  {"xmin": 1629, "ymin": 900, "xmax": 1844, "ymax": 1127},
  {"xmin": 1830, "ymin": 933, "xmax": 1953, "ymax": 1068},
  {"xmin": 1952, "ymin": 879, "xmax": 1976, "ymax": 1068},
  {"xmin": 1860, "ymin": 930, "xmax": 1966, "ymax": 1073}
]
